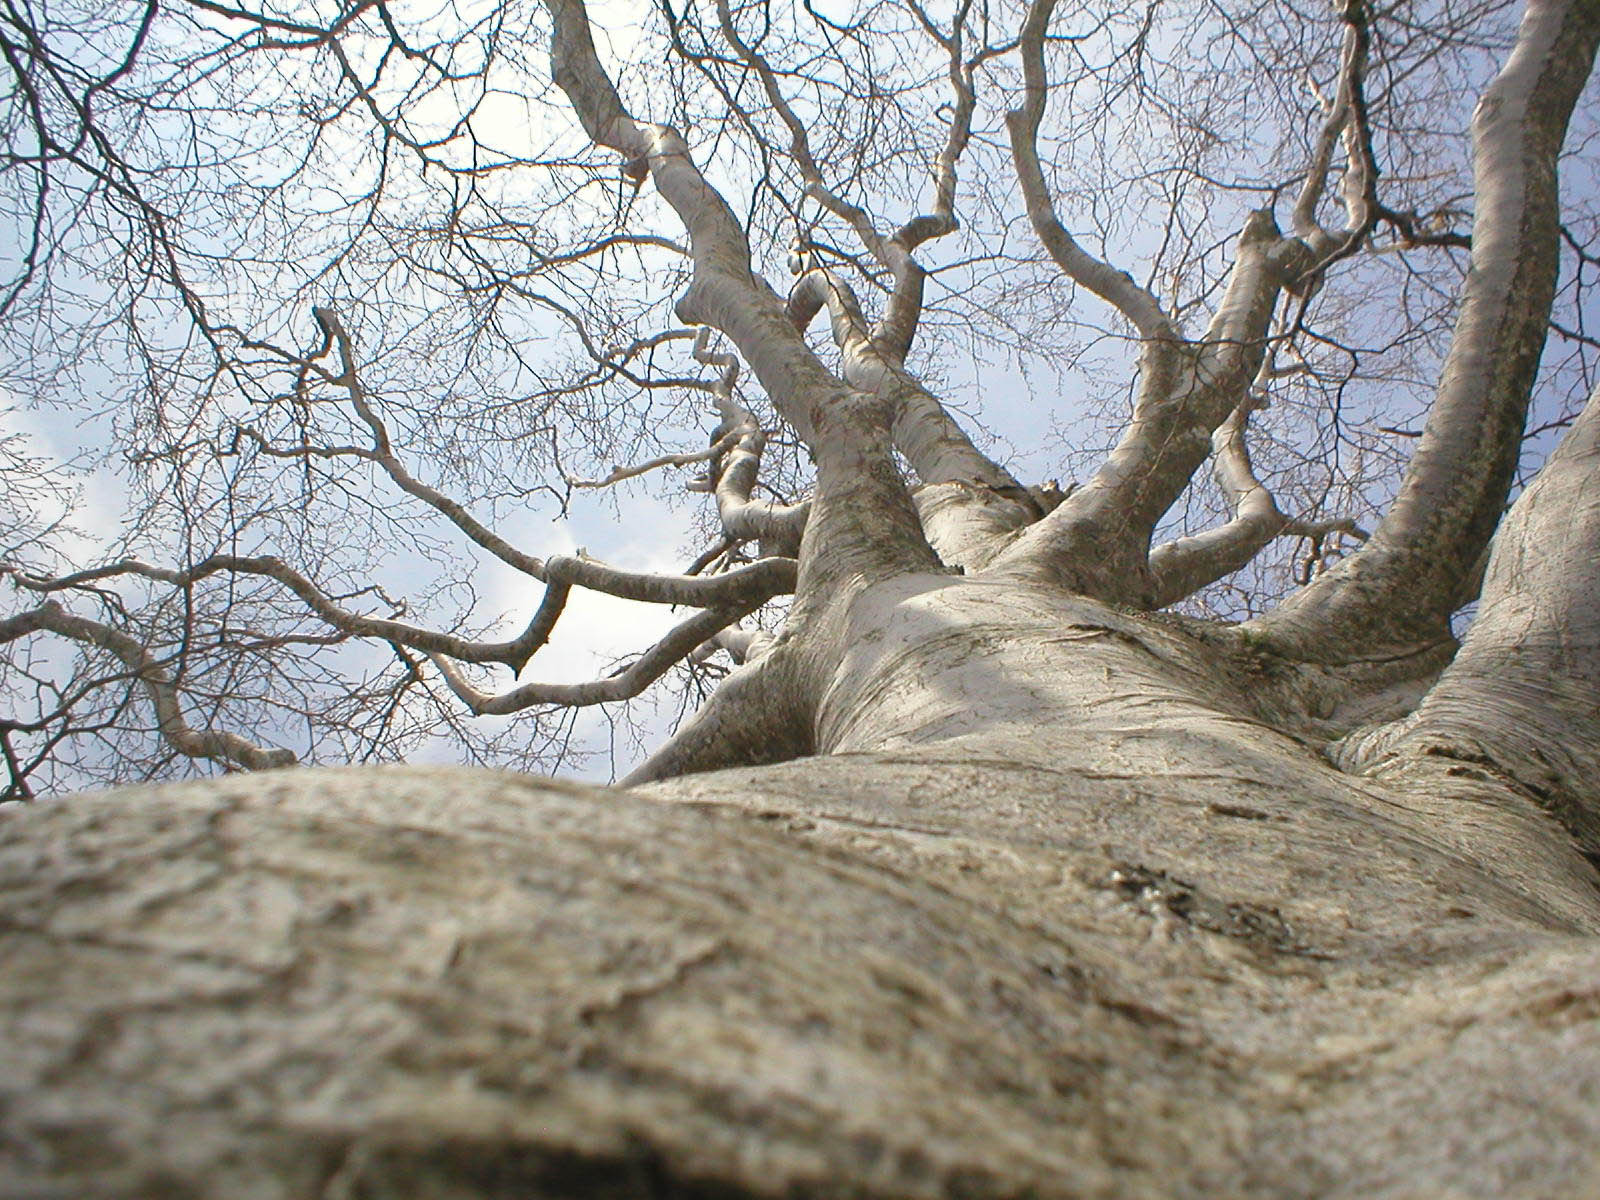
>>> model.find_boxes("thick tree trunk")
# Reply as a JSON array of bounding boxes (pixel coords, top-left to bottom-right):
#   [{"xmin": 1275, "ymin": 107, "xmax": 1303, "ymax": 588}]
[{"xmin": 5, "ymin": 587, "xmax": 1599, "ymax": 1198}]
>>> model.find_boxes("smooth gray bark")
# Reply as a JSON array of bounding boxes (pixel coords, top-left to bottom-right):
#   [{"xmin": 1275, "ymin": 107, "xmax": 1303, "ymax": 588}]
[
  {"xmin": 1335, "ymin": 378, "xmax": 1600, "ymax": 857},
  {"xmin": 4, "ymin": 583, "xmax": 1600, "ymax": 1198}
]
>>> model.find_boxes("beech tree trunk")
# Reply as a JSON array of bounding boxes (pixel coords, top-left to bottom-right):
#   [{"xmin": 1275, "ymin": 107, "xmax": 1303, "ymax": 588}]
[{"xmin": 5, "ymin": 563, "xmax": 1600, "ymax": 1198}]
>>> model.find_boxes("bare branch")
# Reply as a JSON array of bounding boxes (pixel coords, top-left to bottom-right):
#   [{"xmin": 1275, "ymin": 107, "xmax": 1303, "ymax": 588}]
[
  {"xmin": 310, "ymin": 307, "xmax": 548, "ymax": 580},
  {"xmin": 689, "ymin": 329, "xmax": 810, "ymax": 548},
  {"xmin": 0, "ymin": 601, "xmax": 295, "ymax": 772},
  {"xmin": 991, "ymin": 212, "xmax": 1306, "ymax": 599},
  {"xmin": 1253, "ymin": 0, "xmax": 1600, "ymax": 660},
  {"xmin": 11, "ymin": 556, "xmax": 556, "ymax": 671},
  {"xmin": 1148, "ymin": 400, "xmax": 1367, "ymax": 608},
  {"xmin": 1336, "ymin": 377, "xmax": 1600, "ymax": 858},
  {"xmin": 1291, "ymin": 0, "xmax": 1378, "ymax": 253},
  {"xmin": 545, "ymin": 0, "xmax": 940, "ymax": 596},
  {"xmin": 786, "ymin": 268, "xmax": 1027, "ymax": 503},
  {"xmin": 429, "ymin": 603, "xmax": 754, "ymax": 714},
  {"xmin": 543, "ymin": 553, "xmax": 796, "ymax": 608},
  {"xmin": 567, "ymin": 428, "xmax": 744, "ymax": 490},
  {"xmin": 1006, "ymin": 0, "xmax": 1178, "ymax": 343},
  {"xmin": 9, "ymin": 553, "xmax": 793, "ymax": 674}
]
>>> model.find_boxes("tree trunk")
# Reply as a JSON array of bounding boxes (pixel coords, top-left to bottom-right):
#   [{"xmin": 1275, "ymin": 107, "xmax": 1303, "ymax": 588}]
[{"xmin": 5, "ymin": 582, "xmax": 1599, "ymax": 1198}]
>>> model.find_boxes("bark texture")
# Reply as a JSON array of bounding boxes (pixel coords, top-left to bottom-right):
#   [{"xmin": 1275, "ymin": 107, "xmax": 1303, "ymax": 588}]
[{"xmin": 4, "ymin": 583, "xmax": 1600, "ymax": 1199}]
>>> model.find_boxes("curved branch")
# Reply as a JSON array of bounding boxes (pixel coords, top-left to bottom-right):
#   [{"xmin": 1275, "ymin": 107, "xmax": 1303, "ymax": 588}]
[
  {"xmin": 677, "ymin": 7, "xmax": 1021, "ymax": 523},
  {"xmin": 545, "ymin": 0, "xmax": 940, "ymax": 597},
  {"xmin": 309, "ymin": 307, "xmax": 547, "ymax": 579},
  {"xmin": 787, "ymin": 268, "xmax": 1027, "ymax": 501},
  {"xmin": 1006, "ymin": 0, "xmax": 1178, "ymax": 344},
  {"xmin": 713, "ymin": 0, "xmax": 974, "ymax": 361},
  {"xmin": 873, "ymin": 1, "xmax": 980, "ymax": 359},
  {"xmin": 11, "ymin": 555, "xmax": 793, "ymax": 673},
  {"xmin": 1336, "ymin": 377, "xmax": 1600, "ymax": 858},
  {"xmin": 785, "ymin": 267, "xmax": 874, "ymax": 358},
  {"xmin": 0, "ymin": 601, "xmax": 296, "ymax": 772},
  {"xmin": 11, "ymin": 556, "xmax": 563, "ymax": 671},
  {"xmin": 1147, "ymin": 401, "xmax": 1367, "ymax": 609},
  {"xmin": 990, "ymin": 212, "xmax": 1303, "ymax": 601},
  {"xmin": 428, "ymin": 602, "xmax": 757, "ymax": 714},
  {"xmin": 1252, "ymin": 0, "xmax": 1600, "ymax": 661},
  {"xmin": 1291, "ymin": 0, "xmax": 1379, "ymax": 256},
  {"xmin": 710, "ymin": 0, "xmax": 889, "ymax": 265},
  {"xmin": 543, "ymin": 553, "xmax": 796, "ymax": 607},
  {"xmin": 689, "ymin": 330, "xmax": 811, "ymax": 549}
]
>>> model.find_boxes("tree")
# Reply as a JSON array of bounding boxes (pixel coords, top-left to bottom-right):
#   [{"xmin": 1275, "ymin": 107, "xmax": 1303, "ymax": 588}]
[{"xmin": 3, "ymin": 0, "xmax": 1600, "ymax": 1192}]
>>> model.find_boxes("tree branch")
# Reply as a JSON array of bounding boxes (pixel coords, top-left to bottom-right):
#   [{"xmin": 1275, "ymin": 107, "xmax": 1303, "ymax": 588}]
[
  {"xmin": 545, "ymin": 0, "xmax": 940, "ymax": 597},
  {"xmin": 10, "ymin": 554, "xmax": 794, "ymax": 674},
  {"xmin": 990, "ymin": 212, "xmax": 1305, "ymax": 601},
  {"xmin": 1251, "ymin": 0, "xmax": 1600, "ymax": 660},
  {"xmin": 1335, "ymin": 376, "xmax": 1600, "ymax": 859},
  {"xmin": 1006, "ymin": 0, "xmax": 1179, "ymax": 344},
  {"xmin": 428, "ymin": 601, "xmax": 757, "ymax": 714},
  {"xmin": 1147, "ymin": 400, "xmax": 1367, "ymax": 608},
  {"xmin": 688, "ymin": 329, "xmax": 810, "ymax": 550},
  {"xmin": 786, "ymin": 267, "xmax": 1028, "ymax": 510},
  {"xmin": 0, "ymin": 601, "xmax": 296, "ymax": 772},
  {"xmin": 623, "ymin": 641, "xmax": 810, "ymax": 784}
]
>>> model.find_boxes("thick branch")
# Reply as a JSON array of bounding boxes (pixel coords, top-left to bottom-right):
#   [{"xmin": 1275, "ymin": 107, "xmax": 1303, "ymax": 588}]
[
  {"xmin": 545, "ymin": 0, "xmax": 938, "ymax": 596},
  {"xmin": 543, "ymin": 553, "xmax": 796, "ymax": 608},
  {"xmin": 545, "ymin": 0, "xmax": 832, "ymax": 451},
  {"xmin": 690, "ymin": 329, "xmax": 811, "ymax": 549},
  {"xmin": 623, "ymin": 642, "xmax": 810, "ymax": 784},
  {"xmin": 1337, "ymin": 378, "xmax": 1600, "ymax": 856},
  {"xmin": 990, "ymin": 213, "xmax": 1302, "ymax": 601},
  {"xmin": 786, "ymin": 269, "xmax": 1027, "ymax": 505},
  {"xmin": 990, "ymin": 0, "xmax": 1327, "ymax": 600},
  {"xmin": 1253, "ymin": 0, "xmax": 1600, "ymax": 660},
  {"xmin": 712, "ymin": 0, "xmax": 1014, "ymax": 502},
  {"xmin": 1147, "ymin": 401, "xmax": 1367, "ymax": 608}
]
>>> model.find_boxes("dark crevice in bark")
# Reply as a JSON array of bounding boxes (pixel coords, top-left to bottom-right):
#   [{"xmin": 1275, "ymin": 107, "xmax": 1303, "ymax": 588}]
[
  {"xmin": 332, "ymin": 1137, "xmax": 783, "ymax": 1200},
  {"xmin": 1106, "ymin": 863, "xmax": 1335, "ymax": 960}
]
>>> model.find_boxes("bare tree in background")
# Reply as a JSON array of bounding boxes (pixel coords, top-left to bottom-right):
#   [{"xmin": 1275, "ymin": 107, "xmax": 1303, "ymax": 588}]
[{"xmin": 3, "ymin": 0, "xmax": 1600, "ymax": 1194}]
